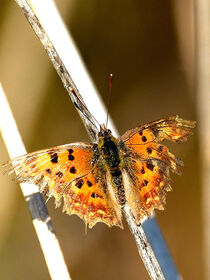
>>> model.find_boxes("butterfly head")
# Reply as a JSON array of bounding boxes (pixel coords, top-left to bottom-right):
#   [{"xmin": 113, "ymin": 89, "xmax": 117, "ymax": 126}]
[{"xmin": 98, "ymin": 124, "xmax": 112, "ymax": 139}]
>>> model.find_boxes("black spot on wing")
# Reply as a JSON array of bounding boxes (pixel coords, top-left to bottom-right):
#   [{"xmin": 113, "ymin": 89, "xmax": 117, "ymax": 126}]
[
  {"xmin": 50, "ymin": 153, "xmax": 58, "ymax": 163},
  {"xmin": 91, "ymin": 192, "xmax": 102, "ymax": 199},
  {"xmin": 143, "ymin": 179, "xmax": 148, "ymax": 186},
  {"xmin": 56, "ymin": 171, "xmax": 63, "ymax": 178},
  {"xmin": 87, "ymin": 180, "xmax": 93, "ymax": 187},
  {"xmin": 146, "ymin": 162, "xmax": 154, "ymax": 171},
  {"xmin": 141, "ymin": 167, "xmax": 145, "ymax": 174},
  {"xmin": 142, "ymin": 136, "xmax": 147, "ymax": 142},
  {"xmin": 91, "ymin": 192, "xmax": 96, "ymax": 198},
  {"xmin": 68, "ymin": 155, "xmax": 75, "ymax": 161},
  {"xmin": 75, "ymin": 179, "xmax": 84, "ymax": 189},
  {"xmin": 68, "ymin": 149, "xmax": 73, "ymax": 154},
  {"xmin": 157, "ymin": 145, "xmax": 163, "ymax": 152},
  {"xmin": 67, "ymin": 149, "xmax": 75, "ymax": 161},
  {"xmin": 147, "ymin": 147, "xmax": 152, "ymax": 154},
  {"xmin": 69, "ymin": 166, "xmax": 76, "ymax": 174}
]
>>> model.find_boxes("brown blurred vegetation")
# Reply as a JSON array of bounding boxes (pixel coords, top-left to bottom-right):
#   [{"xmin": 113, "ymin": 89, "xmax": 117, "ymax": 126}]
[{"xmin": 0, "ymin": 1, "xmax": 201, "ymax": 279}]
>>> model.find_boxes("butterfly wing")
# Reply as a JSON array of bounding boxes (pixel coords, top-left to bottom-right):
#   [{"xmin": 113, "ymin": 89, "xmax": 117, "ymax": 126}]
[
  {"xmin": 121, "ymin": 115, "xmax": 196, "ymax": 174},
  {"xmin": 120, "ymin": 116, "xmax": 196, "ymax": 222},
  {"xmin": 63, "ymin": 170, "xmax": 122, "ymax": 228},
  {"xmin": 5, "ymin": 143, "xmax": 122, "ymax": 228}
]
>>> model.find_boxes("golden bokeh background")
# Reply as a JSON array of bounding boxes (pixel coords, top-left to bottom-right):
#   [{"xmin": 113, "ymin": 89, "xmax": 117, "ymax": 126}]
[{"xmin": 0, "ymin": 1, "xmax": 200, "ymax": 279}]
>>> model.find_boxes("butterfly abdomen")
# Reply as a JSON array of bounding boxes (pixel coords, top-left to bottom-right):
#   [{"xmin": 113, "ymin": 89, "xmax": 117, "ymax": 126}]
[
  {"xmin": 110, "ymin": 169, "xmax": 126, "ymax": 205},
  {"xmin": 99, "ymin": 136, "xmax": 126, "ymax": 205}
]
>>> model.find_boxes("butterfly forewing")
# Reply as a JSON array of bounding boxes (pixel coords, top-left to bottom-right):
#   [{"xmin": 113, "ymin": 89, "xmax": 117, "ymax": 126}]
[
  {"xmin": 6, "ymin": 143, "xmax": 92, "ymax": 199},
  {"xmin": 121, "ymin": 116, "xmax": 196, "ymax": 144},
  {"xmin": 121, "ymin": 116, "xmax": 196, "ymax": 173}
]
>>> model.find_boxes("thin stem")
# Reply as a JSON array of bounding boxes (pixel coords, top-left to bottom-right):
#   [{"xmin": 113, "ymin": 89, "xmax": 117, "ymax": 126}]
[
  {"xmin": 194, "ymin": 0, "xmax": 210, "ymax": 278},
  {"xmin": 10, "ymin": 0, "xmax": 179, "ymax": 279},
  {"xmin": 123, "ymin": 206, "xmax": 165, "ymax": 280}
]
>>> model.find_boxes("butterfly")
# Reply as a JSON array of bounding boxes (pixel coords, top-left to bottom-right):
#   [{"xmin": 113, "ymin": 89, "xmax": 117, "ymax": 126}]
[{"xmin": 4, "ymin": 116, "xmax": 195, "ymax": 229}]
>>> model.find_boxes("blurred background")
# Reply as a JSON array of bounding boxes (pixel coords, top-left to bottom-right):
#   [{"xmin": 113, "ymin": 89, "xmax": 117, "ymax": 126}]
[{"xmin": 0, "ymin": 0, "xmax": 202, "ymax": 279}]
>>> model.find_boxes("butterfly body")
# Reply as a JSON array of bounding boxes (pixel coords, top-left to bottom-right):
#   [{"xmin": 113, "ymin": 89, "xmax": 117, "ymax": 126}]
[
  {"xmin": 5, "ymin": 116, "xmax": 196, "ymax": 228},
  {"xmin": 94, "ymin": 127, "xmax": 127, "ymax": 206}
]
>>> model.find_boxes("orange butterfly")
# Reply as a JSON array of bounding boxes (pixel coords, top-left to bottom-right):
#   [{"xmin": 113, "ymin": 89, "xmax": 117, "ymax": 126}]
[{"xmin": 5, "ymin": 116, "xmax": 195, "ymax": 228}]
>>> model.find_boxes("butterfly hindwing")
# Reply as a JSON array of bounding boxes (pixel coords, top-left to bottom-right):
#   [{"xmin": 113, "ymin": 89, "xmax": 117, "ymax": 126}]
[
  {"xmin": 63, "ymin": 171, "xmax": 123, "ymax": 228},
  {"xmin": 124, "ymin": 160, "xmax": 171, "ymax": 223}
]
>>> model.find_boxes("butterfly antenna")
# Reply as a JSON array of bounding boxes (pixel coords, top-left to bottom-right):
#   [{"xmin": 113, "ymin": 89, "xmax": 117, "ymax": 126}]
[{"xmin": 105, "ymin": 74, "xmax": 113, "ymax": 128}]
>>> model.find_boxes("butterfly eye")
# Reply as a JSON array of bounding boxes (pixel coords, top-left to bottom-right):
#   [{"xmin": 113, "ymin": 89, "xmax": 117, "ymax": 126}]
[
  {"xmin": 99, "ymin": 131, "xmax": 105, "ymax": 137},
  {"xmin": 100, "ymin": 129, "xmax": 112, "ymax": 137},
  {"xmin": 107, "ymin": 129, "xmax": 112, "ymax": 134}
]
